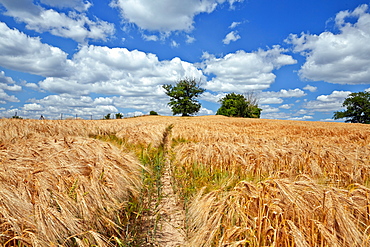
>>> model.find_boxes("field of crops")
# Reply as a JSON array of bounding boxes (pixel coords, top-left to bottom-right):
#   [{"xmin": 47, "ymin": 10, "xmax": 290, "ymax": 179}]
[{"xmin": 0, "ymin": 116, "xmax": 369, "ymax": 246}]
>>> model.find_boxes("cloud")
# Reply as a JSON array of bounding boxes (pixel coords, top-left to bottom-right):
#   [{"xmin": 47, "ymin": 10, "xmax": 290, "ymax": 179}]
[
  {"xmin": 305, "ymin": 90, "xmax": 351, "ymax": 112},
  {"xmin": 112, "ymin": 95, "xmax": 169, "ymax": 111},
  {"xmin": 303, "ymin": 84, "xmax": 317, "ymax": 92},
  {"xmin": 261, "ymin": 88, "xmax": 306, "ymax": 98},
  {"xmin": 202, "ymin": 46, "xmax": 297, "ymax": 93},
  {"xmin": 288, "ymin": 115, "xmax": 313, "ymax": 121},
  {"xmin": 223, "ymin": 31, "xmax": 241, "ymax": 44},
  {"xmin": 295, "ymin": 109, "xmax": 308, "ymax": 115},
  {"xmin": 38, "ymin": 45, "xmax": 205, "ymax": 97},
  {"xmin": 125, "ymin": 111, "xmax": 145, "ymax": 118},
  {"xmin": 259, "ymin": 97, "xmax": 283, "ymax": 104},
  {"xmin": 0, "ymin": 71, "xmax": 21, "ymax": 103},
  {"xmin": 110, "ymin": 0, "xmax": 243, "ymax": 33},
  {"xmin": 171, "ymin": 40, "xmax": 180, "ymax": 48},
  {"xmin": 0, "ymin": 89, "xmax": 19, "ymax": 103},
  {"xmin": 22, "ymin": 93, "xmax": 173, "ymax": 119},
  {"xmin": 23, "ymin": 103, "xmax": 44, "ymax": 111},
  {"xmin": 262, "ymin": 111, "xmax": 291, "ymax": 119},
  {"xmin": 260, "ymin": 105, "xmax": 279, "ymax": 113},
  {"xmin": 0, "ymin": 71, "xmax": 16, "ymax": 85},
  {"xmin": 320, "ymin": 118, "xmax": 344, "ymax": 122},
  {"xmin": 229, "ymin": 21, "xmax": 241, "ymax": 29},
  {"xmin": 186, "ymin": 35, "xmax": 196, "ymax": 44},
  {"xmin": 0, "ymin": 23, "xmax": 206, "ymax": 117},
  {"xmin": 199, "ymin": 91, "xmax": 225, "ymax": 103},
  {"xmin": 143, "ymin": 34, "xmax": 159, "ymax": 41},
  {"xmin": 279, "ymin": 104, "xmax": 292, "ymax": 109},
  {"xmin": 25, "ymin": 94, "xmax": 119, "ymax": 118},
  {"xmin": 39, "ymin": 0, "xmax": 92, "ymax": 12},
  {"xmin": 199, "ymin": 107, "xmax": 214, "ymax": 115},
  {"xmin": 25, "ymin": 83, "xmax": 39, "ymax": 90},
  {"xmin": 228, "ymin": 0, "xmax": 244, "ymax": 8},
  {"xmin": 0, "ymin": 0, "xmax": 114, "ymax": 43},
  {"xmin": 0, "ymin": 22, "xmax": 72, "ymax": 76},
  {"xmin": 287, "ymin": 4, "xmax": 370, "ymax": 84}
]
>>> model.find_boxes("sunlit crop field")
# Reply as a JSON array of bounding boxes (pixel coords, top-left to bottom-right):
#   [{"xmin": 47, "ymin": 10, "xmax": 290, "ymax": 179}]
[
  {"xmin": 0, "ymin": 116, "xmax": 369, "ymax": 246},
  {"xmin": 0, "ymin": 119, "xmax": 145, "ymax": 246},
  {"xmin": 170, "ymin": 116, "xmax": 370, "ymax": 246}
]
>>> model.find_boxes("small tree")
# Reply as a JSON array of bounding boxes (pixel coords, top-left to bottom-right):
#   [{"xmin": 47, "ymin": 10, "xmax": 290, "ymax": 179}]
[
  {"xmin": 11, "ymin": 112, "xmax": 22, "ymax": 119},
  {"xmin": 216, "ymin": 92, "xmax": 262, "ymax": 118},
  {"xmin": 333, "ymin": 91, "xmax": 370, "ymax": 123},
  {"xmin": 149, "ymin": 110, "xmax": 159, "ymax": 115},
  {"xmin": 163, "ymin": 78, "xmax": 205, "ymax": 116},
  {"xmin": 104, "ymin": 113, "xmax": 111, "ymax": 120},
  {"xmin": 115, "ymin": 113, "xmax": 123, "ymax": 119}
]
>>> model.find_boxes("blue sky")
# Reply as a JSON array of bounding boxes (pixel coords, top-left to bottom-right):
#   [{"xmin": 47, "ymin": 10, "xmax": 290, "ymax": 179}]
[{"xmin": 0, "ymin": 0, "xmax": 369, "ymax": 120}]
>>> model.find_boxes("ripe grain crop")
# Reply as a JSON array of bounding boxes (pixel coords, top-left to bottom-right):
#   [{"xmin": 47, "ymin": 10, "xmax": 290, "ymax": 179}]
[
  {"xmin": 1, "ymin": 116, "xmax": 369, "ymax": 246},
  {"xmin": 115, "ymin": 116, "xmax": 175, "ymax": 147},
  {"xmin": 172, "ymin": 116, "xmax": 370, "ymax": 188},
  {"xmin": 0, "ymin": 119, "xmax": 123, "ymax": 142},
  {"xmin": 187, "ymin": 178, "xmax": 370, "ymax": 246},
  {"xmin": 0, "ymin": 119, "xmax": 144, "ymax": 246},
  {"xmin": 168, "ymin": 116, "xmax": 370, "ymax": 246}
]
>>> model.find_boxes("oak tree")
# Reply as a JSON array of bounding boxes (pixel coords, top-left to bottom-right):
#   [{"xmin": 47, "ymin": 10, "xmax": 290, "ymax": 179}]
[{"xmin": 163, "ymin": 78, "xmax": 205, "ymax": 116}]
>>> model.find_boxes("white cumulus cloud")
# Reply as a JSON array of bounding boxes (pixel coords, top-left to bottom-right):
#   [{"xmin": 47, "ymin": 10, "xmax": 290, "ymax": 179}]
[
  {"xmin": 287, "ymin": 4, "xmax": 370, "ymax": 84},
  {"xmin": 202, "ymin": 46, "xmax": 297, "ymax": 93},
  {"xmin": 199, "ymin": 91, "xmax": 225, "ymax": 103},
  {"xmin": 229, "ymin": 21, "xmax": 241, "ymax": 29},
  {"xmin": 261, "ymin": 88, "xmax": 306, "ymax": 98},
  {"xmin": 38, "ymin": 45, "xmax": 205, "ymax": 97},
  {"xmin": 289, "ymin": 115, "xmax": 313, "ymax": 121},
  {"xmin": 280, "ymin": 104, "xmax": 293, "ymax": 109},
  {"xmin": 39, "ymin": 0, "xmax": 92, "ymax": 12},
  {"xmin": 0, "ymin": 22, "xmax": 72, "ymax": 77},
  {"xmin": 110, "ymin": 0, "xmax": 243, "ymax": 33},
  {"xmin": 0, "ymin": 0, "xmax": 114, "ymax": 43},
  {"xmin": 259, "ymin": 97, "xmax": 283, "ymax": 104},
  {"xmin": 0, "ymin": 22, "xmax": 207, "ymax": 117},
  {"xmin": 223, "ymin": 31, "xmax": 241, "ymax": 44},
  {"xmin": 0, "ymin": 71, "xmax": 21, "ymax": 103},
  {"xmin": 305, "ymin": 90, "xmax": 351, "ymax": 112},
  {"xmin": 303, "ymin": 84, "xmax": 317, "ymax": 92}
]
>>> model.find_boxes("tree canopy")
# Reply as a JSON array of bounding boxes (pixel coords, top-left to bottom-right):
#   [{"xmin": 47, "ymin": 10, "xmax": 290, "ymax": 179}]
[
  {"xmin": 216, "ymin": 92, "xmax": 262, "ymax": 118},
  {"xmin": 115, "ymin": 113, "xmax": 123, "ymax": 119},
  {"xmin": 163, "ymin": 78, "xmax": 205, "ymax": 116},
  {"xmin": 333, "ymin": 91, "xmax": 370, "ymax": 124}
]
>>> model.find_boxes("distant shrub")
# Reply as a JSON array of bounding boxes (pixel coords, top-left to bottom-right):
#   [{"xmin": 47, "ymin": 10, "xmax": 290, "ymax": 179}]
[{"xmin": 116, "ymin": 113, "xmax": 123, "ymax": 119}]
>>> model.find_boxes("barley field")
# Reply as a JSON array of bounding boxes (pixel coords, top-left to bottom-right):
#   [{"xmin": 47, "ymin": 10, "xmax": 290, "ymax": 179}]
[{"xmin": 0, "ymin": 116, "xmax": 369, "ymax": 246}]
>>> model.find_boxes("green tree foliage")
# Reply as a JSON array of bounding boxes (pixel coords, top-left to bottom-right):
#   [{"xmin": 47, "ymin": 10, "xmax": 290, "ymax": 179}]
[
  {"xmin": 333, "ymin": 91, "xmax": 370, "ymax": 123},
  {"xmin": 11, "ymin": 112, "xmax": 22, "ymax": 119},
  {"xmin": 149, "ymin": 110, "xmax": 159, "ymax": 115},
  {"xmin": 163, "ymin": 78, "xmax": 205, "ymax": 116},
  {"xmin": 216, "ymin": 92, "xmax": 262, "ymax": 118},
  {"xmin": 115, "ymin": 113, "xmax": 123, "ymax": 119},
  {"xmin": 104, "ymin": 113, "xmax": 111, "ymax": 120}
]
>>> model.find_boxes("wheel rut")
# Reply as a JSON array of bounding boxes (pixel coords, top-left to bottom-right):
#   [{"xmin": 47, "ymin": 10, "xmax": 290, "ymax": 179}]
[{"xmin": 150, "ymin": 124, "xmax": 186, "ymax": 247}]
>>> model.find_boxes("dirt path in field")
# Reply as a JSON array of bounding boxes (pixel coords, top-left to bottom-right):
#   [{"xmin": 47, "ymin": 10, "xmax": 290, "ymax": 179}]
[
  {"xmin": 151, "ymin": 125, "xmax": 186, "ymax": 247},
  {"xmin": 152, "ymin": 158, "xmax": 186, "ymax": 246}
]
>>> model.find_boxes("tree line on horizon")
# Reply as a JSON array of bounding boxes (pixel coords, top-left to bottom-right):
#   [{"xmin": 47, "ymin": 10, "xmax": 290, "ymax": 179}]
[
  {"xmin": 162, "ymin": 78, "xmax": 262, "ymax": 119},
  {"xmin": 4, "ymin": 78, "xmax": 369, "ymax": 123},
  {"xmin": 163, "ymin": 78, "xmax": 370, "ymax": 124}
]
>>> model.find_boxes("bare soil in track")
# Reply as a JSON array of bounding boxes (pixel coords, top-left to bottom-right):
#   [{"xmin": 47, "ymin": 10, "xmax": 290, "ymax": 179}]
[
  {"xmin": 144, "ymin": 125, "xmax": 187, "ymax": 247},
  {"xmin": 152, "ymin": 158, "xmax": 186, "ymax": 246}
]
